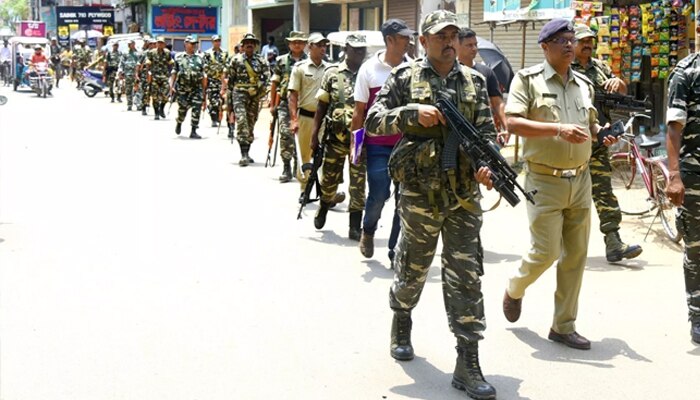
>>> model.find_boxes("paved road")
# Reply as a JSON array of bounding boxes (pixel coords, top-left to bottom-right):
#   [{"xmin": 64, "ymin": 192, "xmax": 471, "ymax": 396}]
[{"xmin": 0, "ymin": 82, "xmax": 697, "ymax": 400}]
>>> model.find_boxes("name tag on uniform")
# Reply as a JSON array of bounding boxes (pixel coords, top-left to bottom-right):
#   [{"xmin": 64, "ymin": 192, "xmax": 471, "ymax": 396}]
[{"xmin": 542, "ymin": 93, "xmax": 558, "ymax": 99}]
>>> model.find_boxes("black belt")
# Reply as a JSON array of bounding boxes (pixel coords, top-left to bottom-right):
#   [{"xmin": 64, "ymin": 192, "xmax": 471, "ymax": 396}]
[{"xmin": 298, "ymin": 108, "xmax": 315, "ymax": 118}]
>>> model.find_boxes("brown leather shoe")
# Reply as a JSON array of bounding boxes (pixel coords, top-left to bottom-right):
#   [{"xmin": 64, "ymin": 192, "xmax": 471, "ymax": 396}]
[
  {"xmin": 548, "ymin": 329, "xmax": 591, "ymax": 350},
  {"xmin": 502, "ymin": 290, "xmax": 522, "ymax": 323}
]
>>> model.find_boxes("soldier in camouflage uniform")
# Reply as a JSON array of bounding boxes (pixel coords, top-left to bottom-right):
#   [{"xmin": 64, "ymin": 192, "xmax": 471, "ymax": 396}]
[
  {"xmin": 145, "ymin": 36, "xmax": 174, "ymax": 121},
  {"xmin": 572, "ymin": 24, "xmax": 643, "ymax": 263},
  {"xmin": 170, "ymin": 35, "xmax": 207, "ymax": 139},
  {"xmin": 665, "ymin": 16, "xmax": 700, "ymax": 345},
  {"xmin": 365, "ymin": 11, "xmax": 497, "ymax": 399},
  {"xmin": 135, "ymin": 39, "xmax": 154, "ymax": 114},
  {"xmin": 270, "ymin": 31, "xmax": 308, "ymax": 182},
  {"xmin": 311, "ymin": 34, "xmax": 368, "ymax": 241},
  {"xmin": 225, "ymin": 33, "xmax": 269, "ymax": 166},
  {"xmin": 203, "ymin": 35, "xmax": 228, "ymax": 128},
  {"xmin": 118, "ymin": 39, "xmax": 140, "ymax": 111},
  {"xmin": 103, "ymin": 42, "xmax": 121, "ymax": 102},
  {"xmin": 72, "ymin": 39, "xmax": 91, "ymax": 88},
  {"xmin": 271, "ymin": 32, "xmax": 308, "ymax": 178}
]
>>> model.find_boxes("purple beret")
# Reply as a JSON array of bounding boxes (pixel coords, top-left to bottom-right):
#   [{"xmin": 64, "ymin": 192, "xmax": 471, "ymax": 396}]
[{"xmin": 538, "ymin": 18, "xmax": 575, "ymax": 44}]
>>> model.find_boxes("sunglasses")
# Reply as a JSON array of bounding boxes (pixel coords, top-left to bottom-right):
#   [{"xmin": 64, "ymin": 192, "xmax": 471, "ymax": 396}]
[{"xmin": 548, "ymin": 36, "xmax": 578, "ymax": 45}]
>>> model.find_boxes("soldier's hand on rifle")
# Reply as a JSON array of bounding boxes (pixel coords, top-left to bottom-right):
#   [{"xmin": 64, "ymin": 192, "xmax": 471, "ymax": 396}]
[
  {"xmin": 603, "ymin": 77, "xmax": 625, "ymax": 94},
  {"xmin": 497, "ymin": 132, "xmax": 511, "ymax": 147},
  {"xmin": 558, "ymin": 123, "xmax": 589, "ymax": 144},
  {"xmin": 418, "ymin": 105, "xmax": 446, "ymax": 128},
  {"xmin": 474, "ymin": 166, "xmax": 494, "ymax": 191},
  {"xmin": 666, "ymin": 172, "xmax": 685, "ymax": 207},
  {"xmin": 597, "ymin": 123, "xmax": 619, "ymax": 147}
]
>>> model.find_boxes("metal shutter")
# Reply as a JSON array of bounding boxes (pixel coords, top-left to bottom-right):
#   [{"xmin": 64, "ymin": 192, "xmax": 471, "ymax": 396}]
[{"xmin": 387, "ymin": 0, "xmax": 419, "ymax": 32}]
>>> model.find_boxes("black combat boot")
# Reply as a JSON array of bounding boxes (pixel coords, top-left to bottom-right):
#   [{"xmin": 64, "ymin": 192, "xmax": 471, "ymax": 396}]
[
  {"xmin": 228, "ymin": 123, "xmax": 235, "ymax": 139},
  {"xmin": 452, "ymin": 339, "xmax": 496, "ymax": 400},
  {"xmin": 159, "ymin": 104, "xmax": 166, "ymax": 118},
  {"xmin": 244, "ymin": 148, "xmax": 254, "ymax": 164},
  {"xmin": 329, "ymin": 191, "xmax": 346, "ymax": 208},
  {"xmin": 605, "ymin": 231, "xmax": 643, "ymax": 262},
  {"xmin": 279, "ymin": 161, "xmax": 292, "ymax": 183},
  {"xmin": 110, "ymin": 96, "xmax": 114, "ymax": 103},
  {"xmin": 349, "ymin": 211, "xmax": 362, "ymax": 241},
  {"xmin": 175, "ymin": 122, "xmax": 182, "ymax": 135},
  {"xmin": 390, "ymin": 310, "xmax": 414, "ymax": 361},
  {"xmin": 154, "ymin": 104, "xmax": 160, "ymax": 120},
  {"xmin": 190, "ymin": 127, "xmax": 201, "ymax": 139},
  {"xmin": 127, "ymin": 105, "xmax": 132, "ymax": 111},
  {"xmin": 117, "ymin": 96, "xmax": 122, "ymax": 103},
  {"xmin": 314, "ymin": 201, "xmax": 331, "ymax": 229},
  {"xmin": 142, "ymin": 106, "xmax": 148, "ymax": 116},
  {"xmin": 211, "ymin": 113, "xmax": 219, "ymax": 127},
  {"xmin": 239, "ymin": 144, "xmax": 251, "ymax": 167},
  {"xmin": 692, "ymin": 317, "xmax": 700, "ymax": 344}
]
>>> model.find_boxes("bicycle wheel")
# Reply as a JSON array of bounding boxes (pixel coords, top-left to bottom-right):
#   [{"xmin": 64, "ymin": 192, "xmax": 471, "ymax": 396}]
[
  {"xmin": 610, "ymin": 154, "xmax": 651, "ymax": 215},
  {"xmin": 651, "ymin": 163, "xmax": 682, "ymax": 243}
]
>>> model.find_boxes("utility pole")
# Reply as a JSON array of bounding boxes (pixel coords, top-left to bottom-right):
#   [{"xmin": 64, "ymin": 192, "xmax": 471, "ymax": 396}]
[{"xmin": 293, "ymin": 0, "xmax": 300, "ymax": 30}]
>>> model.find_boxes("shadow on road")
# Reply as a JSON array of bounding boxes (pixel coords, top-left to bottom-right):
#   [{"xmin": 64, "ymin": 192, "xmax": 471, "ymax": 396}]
[
  {"xmin": 390, "ymin": 356, "xmax": 529, "ymax": 400},
  {"xmin": 687, "ymin": 345, "xmax": 700, "ymax": 356},
  {"xmin": 360, "ymin": 259, "xmax": 392, "ymax": 282},
  {"xmin": 586, "ymin": 256, "xmax": 647, "ymax": 272},
  {"xmin": 305, "ymin": 230, "xmax": 360, "ymax": 247},
  {"xmin": 508, "ymin": 327, "xmax": 652, "ymax": 368},
  {"xmin": 483, "ymin": 249, "xmax": 521, "ymax": 264}
]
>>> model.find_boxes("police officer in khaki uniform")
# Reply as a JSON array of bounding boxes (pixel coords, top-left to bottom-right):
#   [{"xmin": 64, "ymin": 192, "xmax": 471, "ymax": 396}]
[{"xmin": 502, "ymin": 19, "xmax": 615, "ymax": 351}]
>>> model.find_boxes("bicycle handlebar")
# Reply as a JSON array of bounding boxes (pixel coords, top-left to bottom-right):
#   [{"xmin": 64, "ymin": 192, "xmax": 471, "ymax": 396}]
[{"xmin": 623, "ymin": 112, "xmax": 652, "ymax": 133}]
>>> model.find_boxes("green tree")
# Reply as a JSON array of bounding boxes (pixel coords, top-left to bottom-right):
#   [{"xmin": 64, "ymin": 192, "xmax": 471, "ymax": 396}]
[{"xmin": 0, "ymin": 0, "xmax": 30, "ymax": 28}]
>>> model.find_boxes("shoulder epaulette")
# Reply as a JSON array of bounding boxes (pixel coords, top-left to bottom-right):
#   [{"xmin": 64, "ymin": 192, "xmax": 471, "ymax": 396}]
[
  {"xmin": 572, "ymin": 70, "xmax": 594, "ymax": 86},
  {"xmin": 391, "ymin": 60, "xmax": 413, "ymax": 74},
  {"xmin": 520, "ymin": 63, "xmax": 544, "ymax": 77}
]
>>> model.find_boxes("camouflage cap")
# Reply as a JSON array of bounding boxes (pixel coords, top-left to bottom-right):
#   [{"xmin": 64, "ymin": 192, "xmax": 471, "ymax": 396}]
[
  {"xmin": 156, "ymin": 36, "xmax": 165, "ymax": 43},
  {"xmin": 307, "ymin": 32, "xmax": 329, "ymax": 45},
  {"xmin": 212, "ymin": 34, "xmax": 221, "ymax": 41},
  {"xmin": 184, "ymin": 35, "xmax": 198, "ymax": 43},
  {"xmin": 421, "ymin": 10, "xmax": 459, "ymax": 35},
  {"xmin": 241, "ymin": 33, "xmax": 260, "ymax": 43},
  {"xmin": 574, "ymin": 24, "xmax": 595, "ymax": 40},
  {"xmin": 285, "ymin": 31, "xmax": 308, "ymax": 42},
  {"xmin": 346, "ymin": 33, "xmax": 368, "ymax": 48}
]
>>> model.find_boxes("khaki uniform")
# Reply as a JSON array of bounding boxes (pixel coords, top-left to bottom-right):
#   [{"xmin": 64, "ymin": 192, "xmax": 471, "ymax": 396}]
[
  {"xmin": 288, "ymin": 57, "xmax": 330, "ymax": 190},
  {"xmin": 505, "ymin": 61, "xmax": 597, "ymax": 335}
]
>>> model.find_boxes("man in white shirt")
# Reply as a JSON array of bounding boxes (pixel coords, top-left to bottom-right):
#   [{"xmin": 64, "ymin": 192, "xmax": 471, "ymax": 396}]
[
  {"xmin": 260, "ymin": 36, "xmax": 279, "ymax": 60},
  {"xmin": 351, "ymin": 19, "xmax": 415, "ymax": 261}
]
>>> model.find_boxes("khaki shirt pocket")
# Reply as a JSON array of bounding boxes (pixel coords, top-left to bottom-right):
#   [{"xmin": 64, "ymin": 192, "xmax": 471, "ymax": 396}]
[
  {"xmin": 533, "ymin": 96, "xmax": 561, "ymax": 122},
  {"xmin": 574, "ymin": 97, "xmax": 596, "ymax": 126}
]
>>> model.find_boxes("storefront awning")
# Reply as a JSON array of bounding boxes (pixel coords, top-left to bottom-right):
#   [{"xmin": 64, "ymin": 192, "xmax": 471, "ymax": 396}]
[{"xmin": 248, "ymin": 1, "xmax": 294, "ymax": 10}]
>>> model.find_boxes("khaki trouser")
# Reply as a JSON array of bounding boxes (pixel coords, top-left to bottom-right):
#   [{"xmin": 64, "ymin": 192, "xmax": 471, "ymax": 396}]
[
  {"xmin": 508, "ymin": 169, "xmax": 592, "ymax": 334},
  {"xmin": 296, "ymin": 114, "xmax": 315, "ymax": 191}
]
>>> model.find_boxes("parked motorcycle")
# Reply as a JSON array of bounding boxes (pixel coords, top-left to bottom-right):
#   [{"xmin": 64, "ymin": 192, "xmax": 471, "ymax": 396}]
[
  {"xmin": 81, "ymin": 69, "xmax": 105, "ymax": 98},
  {"xmin": 29, "ymin": 61, "xmax": 53, "ymax": 98}
]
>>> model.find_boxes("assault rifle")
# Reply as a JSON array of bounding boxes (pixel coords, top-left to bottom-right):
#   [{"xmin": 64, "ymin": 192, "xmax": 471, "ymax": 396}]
[
  {"xmin": 297, "ymin": 138, "xmax": 324, "ymax": 219},
  {"xmin": 265, "ymin": 108, "xmax": 279, "ymax": 167},
  {"xmin": 594, "ymin": 89, "xmax": 650, "ymax": 114},
  {"xmin": 435, "ymin": 97, "xmax": 536, "ymax": 208}
]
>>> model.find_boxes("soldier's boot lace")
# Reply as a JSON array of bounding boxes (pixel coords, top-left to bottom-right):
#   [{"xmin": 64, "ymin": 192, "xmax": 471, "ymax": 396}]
[
  {"xmin": 279, "ymin": 161, "xmax": 293, "ymax": 183},
  {"xmin": 452, "ymin": 340, "xmax": 496, "ymax": 400},
  {"xmin": 691, "ymin": 317, "xmax": 700, "ymax": 344},
  {"xmin": 390, "ymin": 311, "xmax": 414, "ymax": 361},
  {"xmin": 605, "ymin": 231, "xmax": 643, "ymax": 262},
  {"xmin": 239, "ymin": 144, "xmax": 251, "ymax": 167},
  {"xmin": 360, "ymin": 231, "xmax": 374, "ymax": 258},
  {"xmin": 190, "ymin": 127, "xmax": 201, "ymax": 139},
  {"xmin": 175, "ymin": 122, "xmax": 182, "ymax": 135},
  {"xmin": 329, "ymin": 191, "xmax": 346, "ymax": 208},
  {"xmin": 348, "ymin": 211, "xmax": 362, "ymax": 241},
  {"xmin": 314, "ymin": 201, "xmax": 331, "ymax": 229}
]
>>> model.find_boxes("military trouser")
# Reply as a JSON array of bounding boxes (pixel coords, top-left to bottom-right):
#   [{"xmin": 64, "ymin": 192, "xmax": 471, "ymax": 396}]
[
  {"xmin": 590, "ymin": 142, "xmax": 621, "ymax": 234},
  {"xmin": 296, "ymin": 114, "xmax": 315, "ymax": 191},
  {"xmin": 320, "ymin": 138, "xmax": 367, "ymax": 212},
  {"xmin": 138, "ymin": 75, "xmax": 151, "ymax": 108},
  {"xmin": 124, "ymin": 74, "xmax": 136, "ymax": 106},
  {"xmin": 230, "ymin": 90, "xmax": 260, "ymax": 146},
  {"xmin": 277, "ymin": 100, "xmax": 296, "ymax": 162},
  {"xmin": 176, "ymin": 87, "xmax": 204, "ymax": 128},
  {"xmin": 105, "ymin": 68, "xmax": 117, "ymax": 98},
  {"xmin": 206, "ymin": 78, "xmax": 223, "ymax": 122},
  {"xmin": 151, "ymin": 75, "xmax": 169, "ymax": 108},
  {"xmin": 678, "ymin": 171, "xmax": 700, "ymax": 321},
  {"xmin": 390, "ymin": 185, "xmax": 485, "ymax": 343},
  {"xmin": 508, "ymin": 170, "xmax": 591, "ymax": 335}
]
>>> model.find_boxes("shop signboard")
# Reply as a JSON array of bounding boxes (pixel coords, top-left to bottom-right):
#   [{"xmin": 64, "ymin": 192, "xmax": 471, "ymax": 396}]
[
  {"xmin": 16, "ymin": 21, "xmax": 46, "ymax": 38},
  {"xmin": 151, "ymin": 6, "xmax": 218, "ymax": 35},
  {"xmin": 484, "ymin": 0, "xmax": 574, "ymax": 21},
  {"xmin": 55, "ymin": 6, "xmax": 114, "ymax": 48}
]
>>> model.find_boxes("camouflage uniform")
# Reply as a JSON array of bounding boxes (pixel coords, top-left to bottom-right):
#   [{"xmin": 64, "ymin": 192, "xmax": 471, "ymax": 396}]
[
  {"xmin": 203, "ymin": 47, "xmax": 229, "ymax": 125},
  {"xmin": 104, "ymin": 48, "xmax": 121, "ymax": 100},
  {"xmin": 316, "ymin": 61, "xmax": 367, "ymax": 211},
  {"xmin": 365, "ymin": 57, "xmax": 496, "ymax": 343},
  {"xmin": 272, "ymin": 51, "xmax": 307, "ymax": 162},
  {"xmin": 227, "ymin": 51, "xmax": 269, "ymax": 146},
  {"xmin": 666, "ymin": 52, "xmax": 700, "ymax": 327},
  {"xmin": 145, "ymin": 48, "xmax": 174, "ymax": 112},
  {"xmin": 173, "ymin": 51, "xmax": 206, "ymax": 129},
  {"xmin": 136, "ymin": 48, "xmax": 151, "ymax": 111},
  {"xmin": 118, "ymin": 48, "xmax": 140, "ymax": 108}
]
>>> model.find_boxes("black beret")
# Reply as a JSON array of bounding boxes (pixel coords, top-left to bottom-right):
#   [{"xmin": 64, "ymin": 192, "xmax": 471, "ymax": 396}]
[{"xmin": 538, "ymin": 18, "xmax": 575, "ymax": 44}]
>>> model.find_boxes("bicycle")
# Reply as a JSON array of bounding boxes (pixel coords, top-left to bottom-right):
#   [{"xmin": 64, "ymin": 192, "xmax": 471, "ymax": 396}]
[{"xmin": 609, "ymin": 113, "xmax": 682, "ymax": 243}]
